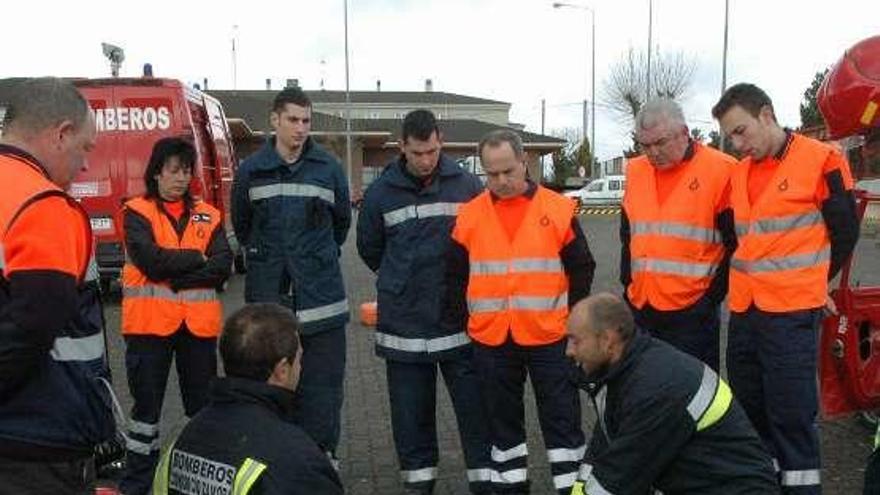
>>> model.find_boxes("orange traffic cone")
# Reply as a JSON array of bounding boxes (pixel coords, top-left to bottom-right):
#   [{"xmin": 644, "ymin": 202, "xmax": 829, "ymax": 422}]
[{"xmin": 360, "ymin": 301, "xmax": 378, "ymax": 326}]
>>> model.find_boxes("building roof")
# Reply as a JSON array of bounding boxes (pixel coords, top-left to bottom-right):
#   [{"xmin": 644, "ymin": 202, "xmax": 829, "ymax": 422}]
[
  {"xmin": 208, "ymin": 89, "xmax": 508, "ymax": 107},
  {"xmin": 340, "ymin": 118, "xmax": 565, "ymax": 145},
  {"xmin": 209, "ymin": 90, "xmax": 562, "ymax": 146}
]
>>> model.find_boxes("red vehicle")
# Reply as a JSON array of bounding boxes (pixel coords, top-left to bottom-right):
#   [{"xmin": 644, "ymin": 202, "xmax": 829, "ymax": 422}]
[
  {"xmin": 70, "ymin": 78, "xmax": 240, "ymax": 289},
  {"xmin": 817, "ymin": 36, "xmax": 880, "ymax": 421}
]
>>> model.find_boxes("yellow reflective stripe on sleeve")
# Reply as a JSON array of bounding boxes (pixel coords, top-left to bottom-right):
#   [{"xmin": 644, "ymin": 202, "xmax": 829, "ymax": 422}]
[
  {"xmin": 874, "ymin": 424, "xmax": 879, "ymax": 450},
  {"xmin": 233, "ymin": 457, "xmax": 268, "ymax": 495},
  {"xmin": 696, "ymin": 377, "xmax": 733, "ymax": 432},
  {"xmin": 570, "ymin": 480, "xmax": 586, "ymax": 495},
  {"xmin": 152, "ymin": 440, "xmax": 177, "ymax": 495},
  {"xmin": 862, "ymin": 101, "xmax": 878, "ymax": 126}
]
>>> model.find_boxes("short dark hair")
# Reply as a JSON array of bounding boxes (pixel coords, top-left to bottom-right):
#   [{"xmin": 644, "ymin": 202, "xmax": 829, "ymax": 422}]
[
  {"xmin": 585, "ymin": 293, "xmax": 635, "ymax": 343},
  {"xmin": 220, "ymin": 303, "xmax": 301, "ymax": 382},
  {"xmin": 143, "ymin": 137, "xmax": 196, "ymax": 201},
  {"xmin": 478, "ymin": 129, "xmax": 524, "ymax": 161},
  {"xmin": 2, "ymin": 77, "xmax": 90, "ymax": 136},
  {"xmin": 712, "ymin": 83, "xmax": 776, "ymax": 121},
  {"xmin": 401, "ymin": 109, "xmax": 440, "ymax": 143},
  {"xmin": 272, "ymin": 87, "xmax": 311, "ymax": 113}
]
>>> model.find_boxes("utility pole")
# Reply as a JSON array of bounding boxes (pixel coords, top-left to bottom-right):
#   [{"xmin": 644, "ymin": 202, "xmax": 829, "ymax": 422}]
[
  {"xmin": 343, "ymin": 0, "xmax": 353, "ymax": 192},
  {"xmin": 720, "ymin": 0, "xmax": 730, "ymax": 152},
  {"xmin": 231, "ymin": 25, "xmax": 238, "ymax": 90},
  {"xmin": 646, "ymin": 0, "xmax": 653, "ymax": 102},
  {"xmin": 540, "ymin": 99, "xmax": 546, "ymax": 172}
]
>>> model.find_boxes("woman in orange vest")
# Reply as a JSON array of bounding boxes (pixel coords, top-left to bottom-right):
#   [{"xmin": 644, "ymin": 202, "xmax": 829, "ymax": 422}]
[
  {"xmin": 447, "ymin": 130, "xmax": 595, "ymax": 495},
  {"xmin": 713, "ymin": 83, "xmax": 859, "ymax": 495},
  {"xmin": 119, "ymin": 137, "xmax": 232, "ymax": 495}
]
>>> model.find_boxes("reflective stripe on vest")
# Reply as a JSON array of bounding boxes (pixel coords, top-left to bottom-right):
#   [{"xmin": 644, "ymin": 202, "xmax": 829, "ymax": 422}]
[
  {"xmin": 249, "ymin": 182, "xmax": 334, "ymax": 205},
  {"xmin": 296, "ymin": 298, "xmax": 349, "ymax": 323},
  {"xmin": 686, "ymin": 365, "xmax": 733, "ymax": 432},
  {"xmin": 233, "ymin": 457, "xmax": 268, "ymax": 495},
  {"xmin": 631, "ymin": 221, "xmax": 720, "ymax": 244},
  {"xmin": 123, "ymin": 285, "xmax": 218, "ymax": 302},
  {"xmin": 735, "ymin": 210, "xmax": 824, "ymax": 237},
  {"xmin": 468, "ymin": 294, "xmax": 568, "ymax": 313},
  {"xmin": 0, "ymin": 242, "xmax": 5, "ymax": 274},
  {"xmin": 631, "ymin": 258, "xmax": 718, "ymax": 278},
  {"xmin": 375, "ymin": 331, "xmax": 470, "ymax": 353},
  {"xmin": 50, "ymin": 333, "xmax": 105, "ymax": 362},
  {"xmin": 732, "ymin": 247, "xmax": 830, "ymax": 274},
  {"xmin": 471, "ymin": 258, "xmax": 563, "ymax": 275},
  {"xmin": 383, "ymin": 202, "xmax": 461, "ymax": 227}
]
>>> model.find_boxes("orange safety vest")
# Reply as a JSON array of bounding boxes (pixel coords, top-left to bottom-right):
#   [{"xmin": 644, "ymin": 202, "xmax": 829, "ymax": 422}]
[
  {"xmin": 0, "ymin": 153, "xmax": 90, "ymax": 281},
  {"xmin": 121, "ymin": 196, "xmax": 222, "ymax": 337},
  {"xmin": 729, "ymin": 134, "xmax": 833, "ymax": 313},
  {"xmin": 452, "ymin": 186, "xmax": 574, "ymax": 346},
  {"xmin": 624, "ymin": 144, "xmax": 735, "ymax": 310}
]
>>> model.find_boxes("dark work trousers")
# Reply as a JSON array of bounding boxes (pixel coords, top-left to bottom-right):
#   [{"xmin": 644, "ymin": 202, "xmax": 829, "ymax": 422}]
[
  {"xmin": 631, "ymin": 294, "xmax": 721, "ymax": 372},
  {"xmin": 473, "ymin": 336, "xmax": 585, "ymax": 495},
  {"xmin": 0, "ymin": 457, "xmax": 95, "ymax": 495},
  {"xmin": 119, "ymin": 326, "xmax": 217, "ymax": 495},
  {"xmin": 728, "ymin": 306, "xmax": 822, "ymax": 495},
  {"xmin": 292, "ymin": 325, "xmax": 346, "ymax": 465},
  {"xmin": 386, "ymin": 355, "xmax": 492, "ymax": 494}
]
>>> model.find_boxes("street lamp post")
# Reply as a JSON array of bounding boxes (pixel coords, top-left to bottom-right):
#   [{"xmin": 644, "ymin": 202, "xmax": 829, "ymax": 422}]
[
  {"xmin": 720, "ymin": 0, "xmax": 730, "ymax": 152},
  {"xmin": 552, "ymin": 2, "xmax": 597, "ymax": 176},
  {"xmin": 343, "ymin": 0, "xmax": 353, "ymax": 192},
  {"xmin": 646, "ymin": 0, "xmax": 653, "ymax": 101}
]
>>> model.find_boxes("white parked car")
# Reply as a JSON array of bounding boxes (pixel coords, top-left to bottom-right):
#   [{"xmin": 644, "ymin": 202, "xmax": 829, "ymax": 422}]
[{"xmin": 565, "ymin": 175, "xmax": 627, "ymax": 206}]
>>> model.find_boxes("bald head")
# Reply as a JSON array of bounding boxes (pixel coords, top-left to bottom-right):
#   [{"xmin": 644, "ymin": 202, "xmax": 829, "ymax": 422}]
[
  {"xmin": 569, "ymin": 293, "xmax": 635, "ymax": 341},
  {"xmin": 566, "ymin": 293, "xmax": 636, "ymax": 372}
]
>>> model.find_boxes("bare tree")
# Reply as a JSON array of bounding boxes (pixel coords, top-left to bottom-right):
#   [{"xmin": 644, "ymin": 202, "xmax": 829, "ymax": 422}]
[{"xmin": 603, "ymin": 47, "xmax": 697, "ymax": 124}]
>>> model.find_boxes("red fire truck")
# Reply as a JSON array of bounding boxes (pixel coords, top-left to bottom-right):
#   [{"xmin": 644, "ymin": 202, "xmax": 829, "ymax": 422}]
[
  {"xmin": 70, "ymin": 78, "xmax": 240, "ymax": 290},
  {"xmin": 816, "ymin": 35, "xmax": 880, "ymax": 423}
]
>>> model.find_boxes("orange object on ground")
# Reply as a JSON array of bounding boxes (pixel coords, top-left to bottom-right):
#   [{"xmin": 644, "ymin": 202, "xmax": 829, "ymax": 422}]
[{"xmin": 360, "ymin": 301, "xmax": 378, "ymax": 326}]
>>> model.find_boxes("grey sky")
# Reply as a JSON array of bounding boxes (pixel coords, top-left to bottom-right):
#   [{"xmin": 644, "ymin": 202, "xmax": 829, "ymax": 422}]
[{"xmin": 3, "ymin": 0, "xmax": 877, "ymax": 160}]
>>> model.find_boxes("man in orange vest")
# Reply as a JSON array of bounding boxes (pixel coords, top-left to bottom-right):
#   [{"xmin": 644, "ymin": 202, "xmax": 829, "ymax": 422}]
[
  {"xmin": 621, "ymin": 98, "xmax": 737, "ymax": 372},
  {"xmin": 447, "ymin": 130, "xmax": 595, "ymax": 494},
  {"xmin": 0, "ymin": 77, "xmax": 115, "ymax": 493},
  {"xmin": 713, "ymin": 83, "xmax": 860, "ymax": 495},
  {"xmin": 119, "ymin": 137, "xmax": 232, "ymax": 495}
]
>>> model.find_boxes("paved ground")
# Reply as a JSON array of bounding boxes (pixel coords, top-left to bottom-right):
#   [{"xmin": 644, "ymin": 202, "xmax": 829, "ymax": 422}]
[{"xmin": 100, "ymin": 212, "xmax": 878, "ymax": 494}]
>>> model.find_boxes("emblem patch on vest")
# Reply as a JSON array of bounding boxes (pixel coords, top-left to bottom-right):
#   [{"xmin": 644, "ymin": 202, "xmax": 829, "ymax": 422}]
[
  {"xmin": 540, "ymin": 215, "xmax": 550, "ymax": 227},
  {"xmin": 191, "ymin": 213, "xmax": 212, "ymax": 223},
  {"xmin": 778, "ymin": 179, "xmax": 789, "ymax": 192},
  {"xmin": 688, "ymin": 178, "xmax": 700, "ymax": 191}
]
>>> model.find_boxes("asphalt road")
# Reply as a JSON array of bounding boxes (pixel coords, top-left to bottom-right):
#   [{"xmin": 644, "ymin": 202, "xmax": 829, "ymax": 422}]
[{"xmin": 99, "ymin": 211, "xmax": 878, "ymax": 494}]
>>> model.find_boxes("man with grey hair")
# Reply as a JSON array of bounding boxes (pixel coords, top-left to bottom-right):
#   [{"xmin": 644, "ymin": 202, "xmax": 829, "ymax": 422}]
[
  {"xmin": 620, "ymin": 98, "xmax": 737, "ymax": 371},
  {"xmin": 447, "ymin": 129, "xmax": 595, "ymax": 494},
  {"xmin": 0, "ymin": 77, "xmax": 114, "ymax": 493},
  {"xmin": 565, "ymin": 293, "xmax": 778, "ymax": 494}
]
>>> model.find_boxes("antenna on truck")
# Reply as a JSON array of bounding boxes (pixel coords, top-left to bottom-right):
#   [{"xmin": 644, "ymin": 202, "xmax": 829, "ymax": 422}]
[{"xmin": 101, "ymin": 43, "xmax": 125, "ymax": 77}]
